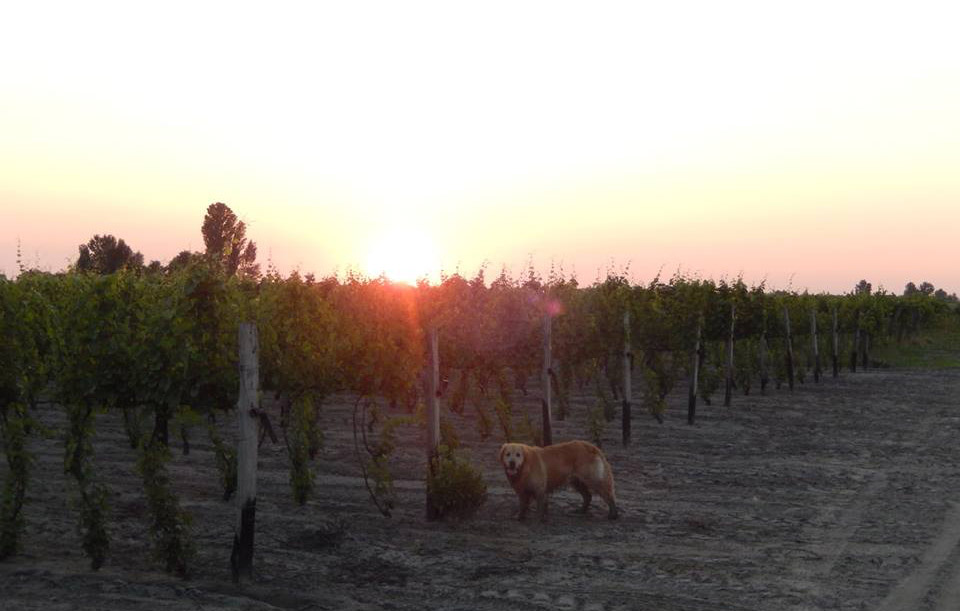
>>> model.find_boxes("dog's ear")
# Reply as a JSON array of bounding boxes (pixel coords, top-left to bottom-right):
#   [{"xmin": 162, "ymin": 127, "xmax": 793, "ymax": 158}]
[{"xmin": 498, "ymin": 444, "xmax": 507, "ymax": 464}]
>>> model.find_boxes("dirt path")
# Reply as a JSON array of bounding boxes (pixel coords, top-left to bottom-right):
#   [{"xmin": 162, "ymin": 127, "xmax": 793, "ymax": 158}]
[{"xmin": 2, "ymin": 367, "xmax": 960, "ymax": 610}]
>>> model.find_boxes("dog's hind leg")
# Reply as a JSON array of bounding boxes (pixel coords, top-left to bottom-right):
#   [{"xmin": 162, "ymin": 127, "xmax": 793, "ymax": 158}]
[
  {"xmin": 603, "ymin": 494, "xmax": 619, "ymax": 520},
  {"xmin": 598, "ymin": 479, "xmax": 619, "ymax": 520},
  {"xmin": 571, "ymin": 477, "xmax": 592, "ymax": 513}
]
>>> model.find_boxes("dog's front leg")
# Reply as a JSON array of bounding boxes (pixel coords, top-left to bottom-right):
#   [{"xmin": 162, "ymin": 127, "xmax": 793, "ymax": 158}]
[
  {"xmin": 518, "ymin": 492, "xmax": 531, "ymax": 521},
  {"xmin": 537, "ymin": 493, "xmax": 548, "ymax": 523}
]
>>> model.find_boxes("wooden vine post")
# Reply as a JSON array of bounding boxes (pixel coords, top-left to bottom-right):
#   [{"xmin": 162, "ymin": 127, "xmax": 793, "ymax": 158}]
[
  {"xmin": 723, "ymin": 303, "xmax": 735, "ymax": 407},
  {"xmin": 831, "ymin": 307, "xmax": 839, "ymax": 378},
  {"xmin": 850, "ymin": 311, "xmax": 861, "ymax": 373},
  {"xmin": 759, "ymin": 325, "xmax": 770, "ymax": 394},
  {"xmin": 541, "ymin": 312, "xmax": 553, "ymax": 447},
  {"xmin": 687, "ymin": 315, "xmax": 702, "ymax": 425},
  {"xmin": 811, "ymin": 308, "xmax": 821, "ymax": 383},
  {"xmin": 233, "ymin": 322, "xmax": 259, "ymax": 583},
  {"xmin": 622, "ymin": 311, "xmax": 632, "ymax": 446},
  {"xmin": 783, "ymin": 305, "xmax": 795, "ymax": 391},
  {"xmin": 425, "ymin": 325, "xmax": 441, "ymax": 521},
  {"xmin": 862, "ymin": 331, "xmax": 870, "ymax": 370}
]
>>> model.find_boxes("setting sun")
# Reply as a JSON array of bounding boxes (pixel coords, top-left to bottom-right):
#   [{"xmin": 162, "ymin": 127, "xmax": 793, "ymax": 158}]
[
  {"xmin": 2, "ymin": 2, "xmax": 958, "ymax": 292},
  {"xmin": 365, "ymin": 227, "xmax": 439, "ymax": 285},
  {"xmin": 4, "ymin": 3, "xmax": 960, "ymax": 609}
]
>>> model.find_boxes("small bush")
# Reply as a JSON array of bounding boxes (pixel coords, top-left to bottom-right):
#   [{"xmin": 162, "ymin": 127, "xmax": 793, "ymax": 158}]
[{"xmin": 427, "ymin": 446, "xmax": 487, "ymax": 519}]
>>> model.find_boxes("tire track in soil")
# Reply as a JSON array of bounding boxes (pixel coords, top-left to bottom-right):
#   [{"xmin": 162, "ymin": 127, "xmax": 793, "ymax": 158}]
[
  {"xmin": 464, "ymin": 584, "xmax": 763, "ymax": 611},
  {"xmin": 932, "ymin": 544, "xmax": 960, "ymax": 611},
  {"xmin": 876, "ymin": 501, "xmax": 960, "ymax": 611},
  {"xmin": 787, "ymin": 471, "xmax": 887, "ymax": 611},
  {"xmin": 783, "ymin": 381, "xmax": 948, "ymax": 611}
]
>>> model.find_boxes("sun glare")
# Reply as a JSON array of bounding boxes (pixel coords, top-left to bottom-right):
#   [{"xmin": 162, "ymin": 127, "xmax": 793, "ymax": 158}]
[{"xmin": 365, "ymin": 228, "xmax": 438, "ymax": 285}]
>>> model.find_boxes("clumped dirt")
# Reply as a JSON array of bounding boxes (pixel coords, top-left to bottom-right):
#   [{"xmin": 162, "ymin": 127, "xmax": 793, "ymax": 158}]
[{"xmin": 3, "ymin": 367, "xmax": 960, "ymax": 611}]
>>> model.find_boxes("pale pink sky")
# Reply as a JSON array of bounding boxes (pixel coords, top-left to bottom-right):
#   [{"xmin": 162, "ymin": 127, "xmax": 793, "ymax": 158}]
[{"xmin": 2, "ymin": 1, "xmax": 958, "ymax": 294}]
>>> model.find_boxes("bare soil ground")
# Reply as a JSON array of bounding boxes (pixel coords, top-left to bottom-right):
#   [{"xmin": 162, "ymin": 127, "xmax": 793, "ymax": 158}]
[{"xmin": 3, "ymin": 367, "xmax": 960, "ymax": 611}]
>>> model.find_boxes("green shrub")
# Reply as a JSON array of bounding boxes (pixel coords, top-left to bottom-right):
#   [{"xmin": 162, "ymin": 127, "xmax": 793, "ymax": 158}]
[{"xmin": 427, "ymin": 446, "xmax": 487, "ymax": 519}]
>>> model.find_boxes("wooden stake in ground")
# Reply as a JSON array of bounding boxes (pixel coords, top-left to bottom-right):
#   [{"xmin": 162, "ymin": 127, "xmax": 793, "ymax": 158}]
[
  {"xmin": 541, "ymin": 313, "xmax": 553, "ymax": 447},
  {"xmin": 862, "ymin": 331, "xmax": 870, "ymax": 370},
  {"xmin": 622, "ymin": 311, "xmax": 632, "ymax": 445},
  {"xmin": 759, "ymin": 326, "xmax": 770, "ymax": 395},
  {"xmin": 811, "ymin": 308, "xmax": 821, "ymax": 383},
  {"xmin": 687, "ymin": 315, "xmax": 702, "ymax": 425},
  {"xmin": 232, "ymin": 322, "xmax": 259, "ymax": 583},
  {"xmin": 723, "ymin": 303, "xmax": 735, "ymax": 407},
  {"xmin": 425, "ymin": 325, "xmax": 441, "ymax": 521},
  {"xmin": 783, "ymin": 306, "xmax": 795, "ymax": 391},
  {"xmin": 851, "ymin": 311, "xmax": 861, "ymax": 373},
  {"xmin": 831, "ymin": 307, "xmax": 839, "ymax": 378}
]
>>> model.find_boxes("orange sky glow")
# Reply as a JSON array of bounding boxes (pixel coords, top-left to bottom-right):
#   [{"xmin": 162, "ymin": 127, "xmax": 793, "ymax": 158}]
[{"xmin": 2, "ymin": 1, "xmax": 958, "ymax": 294}]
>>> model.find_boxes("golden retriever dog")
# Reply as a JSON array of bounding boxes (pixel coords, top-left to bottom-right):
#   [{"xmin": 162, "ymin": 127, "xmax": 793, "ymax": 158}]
[{"xmin": 499, "ymin": 440, "xmax": 619, "ymax": 521}]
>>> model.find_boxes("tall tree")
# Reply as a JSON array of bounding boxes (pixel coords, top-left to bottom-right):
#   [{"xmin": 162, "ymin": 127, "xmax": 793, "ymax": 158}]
[
  {"xmin": 165, "ymin": 250, "xmax": 202, "ymax": 273},
  {"xmin": 201, "ymin": 203, "xmax": 259, "ymax": 277},
  {"xmin": 75, "ymin": 235, "xmax": 143, "ymax": 274}
]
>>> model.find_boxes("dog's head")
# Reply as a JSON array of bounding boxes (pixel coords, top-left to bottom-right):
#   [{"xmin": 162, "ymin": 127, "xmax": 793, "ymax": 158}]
[{"xmin": 499, "ymin": 443, "xmax": 526, "ymax": 478}]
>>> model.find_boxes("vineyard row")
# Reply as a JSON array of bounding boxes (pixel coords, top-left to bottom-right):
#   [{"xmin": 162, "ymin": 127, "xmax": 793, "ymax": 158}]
[{"xmin": 0, "ymin": 262, "xmax": 951, "ymax": 576}]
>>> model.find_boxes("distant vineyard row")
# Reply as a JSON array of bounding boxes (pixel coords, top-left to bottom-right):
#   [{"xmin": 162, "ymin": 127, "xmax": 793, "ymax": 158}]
[{"xmin": 0, "ymin": 261, "xmax": 953, "ymax": 574}]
